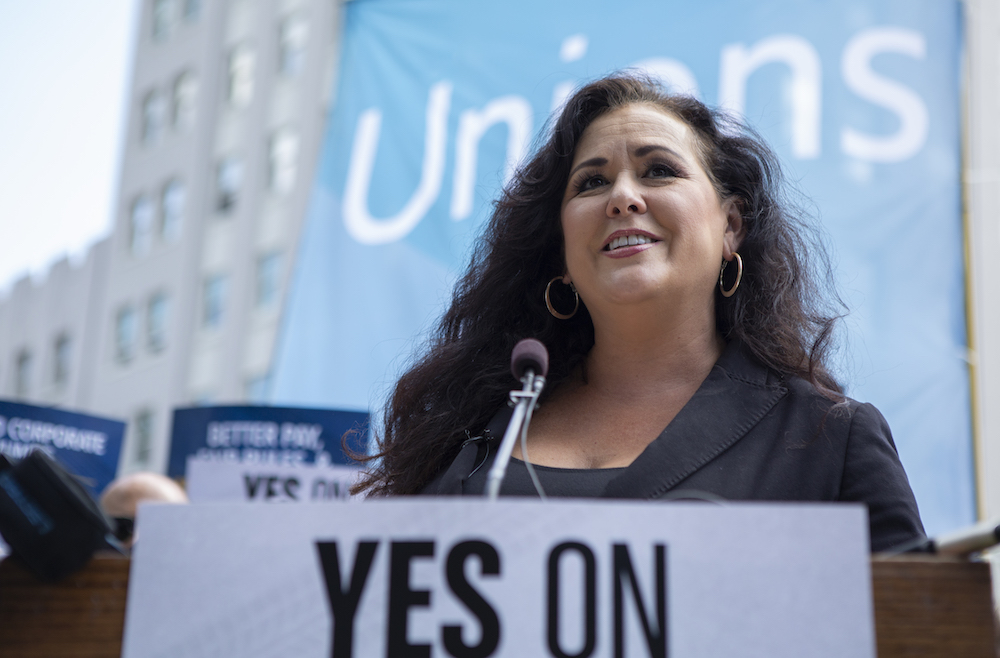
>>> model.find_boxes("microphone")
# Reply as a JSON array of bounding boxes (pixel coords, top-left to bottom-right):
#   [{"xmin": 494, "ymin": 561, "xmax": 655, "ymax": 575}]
[
  {"xmin": 485, "ymin": 339, "xmax": 549, "ymax": 500},
  {"xmin": 511, "ymin": 338, "xmax": 549, "ymax": 380},
  {"xmin": 890, "ymin": 518, "xmax": 1000, "ymax": 556},
  {"xmin": 931, "ymin": 519, "xmax": 1000, "ymax": 556}
]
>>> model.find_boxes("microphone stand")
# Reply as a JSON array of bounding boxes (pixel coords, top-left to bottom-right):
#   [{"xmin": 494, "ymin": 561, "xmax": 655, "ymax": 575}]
[{"xmin": 485, "ymin": 368, "xmax": 545, "ymax": 501}]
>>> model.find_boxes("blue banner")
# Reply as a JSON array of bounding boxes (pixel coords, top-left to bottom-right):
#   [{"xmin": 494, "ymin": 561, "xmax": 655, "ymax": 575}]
[
  {"xmin": 273, "ymin": 0, "xmax": 968, "ymax": 534},
  {"xmin": 0, "ymin": 399, "xmax": 125, "ymax": 497},
  {"xmin": 167, "ymin": 406, "xmax": 369, "ymax": 478}
]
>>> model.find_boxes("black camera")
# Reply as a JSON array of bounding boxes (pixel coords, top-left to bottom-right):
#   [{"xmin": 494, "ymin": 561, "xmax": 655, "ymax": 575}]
[{"xmin": 0, "ymin": 449, "xmax": 118, "ymax": 581}]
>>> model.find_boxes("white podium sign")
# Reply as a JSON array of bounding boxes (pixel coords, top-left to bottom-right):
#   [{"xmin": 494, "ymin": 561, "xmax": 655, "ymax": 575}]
[
  {"xmin": 185, "ymin": 458, "xmax": 362, "ymax": 503},
  {"xmin": 123, "ymin": 500, "xmax": 874, "ymax": 658}
]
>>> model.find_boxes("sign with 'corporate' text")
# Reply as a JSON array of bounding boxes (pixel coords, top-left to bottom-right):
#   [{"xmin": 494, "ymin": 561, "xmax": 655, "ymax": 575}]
[
  {"xmin": 122, "ymin": 500, "xmax": 874, "ymax": 657},
  {"xmin": 0, "ymin": 399, "xmax": 124, "ymax": 496},
  {"xmin": 272, "ymin": 0, "xmax": 970, "ymax": 537}
]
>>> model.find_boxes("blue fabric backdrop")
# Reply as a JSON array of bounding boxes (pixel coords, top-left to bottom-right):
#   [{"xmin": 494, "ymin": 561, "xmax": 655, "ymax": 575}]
[{"xmin": 273, "ymin": 0, "xmax": 970, "ymax": 535}]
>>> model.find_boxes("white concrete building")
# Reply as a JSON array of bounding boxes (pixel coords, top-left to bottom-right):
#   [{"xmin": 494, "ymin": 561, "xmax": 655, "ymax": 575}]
[
  {"xmin": 0, "ymin": 242, "xmax": 110, "ymax": 411},
  {"xmin": 0, "ymin": 0, "xmax": 344, "ymax": 476}
]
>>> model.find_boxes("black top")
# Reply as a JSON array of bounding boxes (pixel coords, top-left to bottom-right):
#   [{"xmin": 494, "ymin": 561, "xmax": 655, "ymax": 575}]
[
  {"xmin": 421, "ymin": 340, "xmax": 926, "ymax": 553},
  {"xmin": 464, "ymin": 452, "xmax": 626, "ymax": 498}
]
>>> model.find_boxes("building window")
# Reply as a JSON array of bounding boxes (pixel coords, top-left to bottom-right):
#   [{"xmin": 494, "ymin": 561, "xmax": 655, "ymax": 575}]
[
  {"xmin": 216, "ymin": 157, "xmax": 242, "ymax": 213},
  {"xmin": 115, "ymin": 306, "xmax": 137, "ymax": 363},
  {"xmin": 161, "ymin": 179, "xmax": 184, "ymax": 240},
  {"xmin": 182, "ymin": 0, "xmax": 200, "ymax": 22},
  {"xmin": 14, "ymin": 350, "xmax": 31, "ymax": 398},
  {"xmin": 171, "ymin": 72, "xmax": 197, "ymax": 130},
  {"xmin": 151, "ymin": 0, "xmax": 175, "ymax": 41},
  {"xmin": 132, "ymin": 409, "xmax": 154, "ymax": 466},
  {"xmin": 130, "ymin": 195, "xmax": 154, "ymax": 256},
  {"xmin": 203, "ymin": 275, "xmax": 227, "ymax": 328},
  {"xmin": 278, "ymin": 15, "xmax": 308, "ymax": 76},
  {"xmin": 141, "ymin": 89, "xmax": 166, "ymax": 144},
  {"xmin": 53, "ymin": 334, "xmax": 71, "ymax": 387},
  {"xmin": 268, "ymin": 129, "xmax": 299, "ymax": 193},
  {"xmin": 227, "ymin": 45, "xmax": 255, "ymax": 108},
  {"xmin": 256, "ymin": 252, "xmax": 282, "ymax": 308},
  {"xmin": 147, "ymin": 293, "xmax": 170, "ymax": 353},
  {"xmin": 245, "ymin": 374, "xmax": 271, "ymax": 404}
]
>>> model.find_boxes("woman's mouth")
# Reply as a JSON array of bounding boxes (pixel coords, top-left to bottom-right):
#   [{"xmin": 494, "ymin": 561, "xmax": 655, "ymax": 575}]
[{"xmin": 604, "ymin": 234, "xmax": 658, "ymax": 251}]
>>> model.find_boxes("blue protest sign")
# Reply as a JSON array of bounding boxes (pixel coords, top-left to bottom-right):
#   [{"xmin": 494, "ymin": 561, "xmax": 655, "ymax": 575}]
[
  {"xmin": 166, "ymin": 406, "xmax": 369, "ymax": 479},
  {"xmin": 273, "ymin": 0, "xmax": 968, "ymax": 534},
  {"xmin": 0, "ymin": 399, "xmax": 125, "ymax": 497}
]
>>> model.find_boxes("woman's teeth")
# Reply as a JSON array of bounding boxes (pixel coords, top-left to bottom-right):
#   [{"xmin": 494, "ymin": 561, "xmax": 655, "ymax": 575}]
[{"xmin": 607, "ymin": 234, "xmax": 655, "ymax": 250}]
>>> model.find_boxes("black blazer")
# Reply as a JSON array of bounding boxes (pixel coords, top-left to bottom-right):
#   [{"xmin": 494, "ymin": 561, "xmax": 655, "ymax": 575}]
[{"xmin": 421, "ymin": 341, "xmax": 925, "ymax": 552}]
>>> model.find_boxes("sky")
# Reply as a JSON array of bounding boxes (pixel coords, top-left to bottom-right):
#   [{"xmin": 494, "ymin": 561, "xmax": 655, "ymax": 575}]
[{"xmin": 0, "ymin": 1, "xmax": 139, "ymax": 293}]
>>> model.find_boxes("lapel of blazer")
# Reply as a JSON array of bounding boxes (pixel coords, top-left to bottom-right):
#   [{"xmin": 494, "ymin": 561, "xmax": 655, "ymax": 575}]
[{"xmin": 602, "ymin": 340, "xmax": 787, "ymax": 499}]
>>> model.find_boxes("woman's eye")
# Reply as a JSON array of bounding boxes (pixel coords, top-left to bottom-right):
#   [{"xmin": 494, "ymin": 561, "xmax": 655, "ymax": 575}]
[
  {"xmin": 576, "ymin": 175, "xmax": 607, "ymax": 192},
  {"xmin": 646, "ymin": 163, "xmax": 676, "ymax": 178}
]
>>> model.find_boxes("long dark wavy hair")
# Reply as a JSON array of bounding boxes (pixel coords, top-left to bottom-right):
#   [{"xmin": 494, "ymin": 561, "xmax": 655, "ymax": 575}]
[{"xmin": 354, "ymin": 73, "xmax": 844, "ymax": 496}]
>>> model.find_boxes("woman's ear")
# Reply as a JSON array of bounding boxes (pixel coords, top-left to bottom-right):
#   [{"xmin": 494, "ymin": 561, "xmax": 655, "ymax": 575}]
[{"xmin": 722, "ymin": 198, "xmax": 745, "ymax": 259}]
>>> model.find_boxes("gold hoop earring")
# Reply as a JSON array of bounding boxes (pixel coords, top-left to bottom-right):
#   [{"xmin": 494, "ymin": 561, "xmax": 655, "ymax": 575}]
[
  {"xmin": 545, "ymin": 277, "xmax": 579, "ymax": 319},
  {"xmin": 719, "ymin": 252, "xmax": 743, "ymax": 298}
]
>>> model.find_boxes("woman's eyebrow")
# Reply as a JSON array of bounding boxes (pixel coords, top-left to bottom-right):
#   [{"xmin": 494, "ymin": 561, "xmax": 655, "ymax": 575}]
[
  {"xmin": 569, "ymin": 145, "xmax": 684, "ymax": 180},
  {"xmin": 569, "ymin": 157, "xmax": 607, "ymax": 178},
  {"xmin": 634, "ymin": 144, "xmax": 682, "ymax": 159}
]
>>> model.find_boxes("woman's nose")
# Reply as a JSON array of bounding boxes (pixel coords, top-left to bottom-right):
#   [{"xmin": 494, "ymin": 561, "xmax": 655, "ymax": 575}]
[{"xmin": 606, "ymin": 175, "xmax": 646, "ymax": 217}]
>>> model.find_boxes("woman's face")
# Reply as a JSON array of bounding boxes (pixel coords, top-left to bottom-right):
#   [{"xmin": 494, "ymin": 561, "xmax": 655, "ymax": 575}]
[{"xmin": 560, "ymin": 103, "xmax": 742, "ymax": 320}]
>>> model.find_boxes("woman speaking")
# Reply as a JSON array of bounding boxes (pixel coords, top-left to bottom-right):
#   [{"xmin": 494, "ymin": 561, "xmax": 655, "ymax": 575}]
[{"xmin": 353, "ymin": 74, "xmax": 924, "ymax": 552}]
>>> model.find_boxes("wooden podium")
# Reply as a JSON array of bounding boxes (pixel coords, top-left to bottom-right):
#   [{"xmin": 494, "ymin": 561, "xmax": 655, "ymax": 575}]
[{"xmin": 0, "ymin": 554, "xmax": 995, "ymax": 657}]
